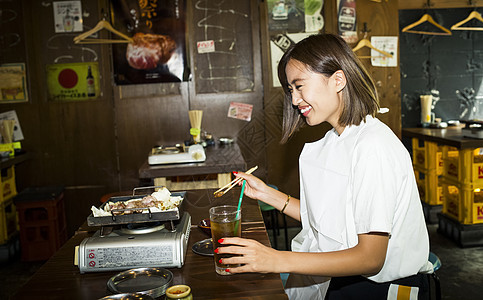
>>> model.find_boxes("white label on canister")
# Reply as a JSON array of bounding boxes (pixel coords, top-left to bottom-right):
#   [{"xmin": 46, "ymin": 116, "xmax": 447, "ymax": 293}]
[{"xmin": 86, "ymin": 246, "xmax": 173, "ymax": 268}]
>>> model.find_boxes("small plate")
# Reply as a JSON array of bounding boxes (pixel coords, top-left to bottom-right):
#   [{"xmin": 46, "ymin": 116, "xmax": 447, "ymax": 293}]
[
  {"xmin": 107, "ymin": 267, "xmax": 173, "ymax": 298},
  {"xmin": 99, "ymin": 293, "xmax": 154, "ymax": 300},
  {"xmin": 192, "ymin": 238, "xmax": 214, "ymax": 256}
]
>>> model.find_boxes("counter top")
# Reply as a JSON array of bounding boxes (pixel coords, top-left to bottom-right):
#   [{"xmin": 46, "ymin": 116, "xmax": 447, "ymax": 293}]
[
  {"xmin": 139, "ymin": 143, "xmax": 247, "ymax": 178},
  {"xmin": 0, "ymin": 152, "xmax": 31, "ymax": 170},
  {"xmin": 12, "ymin": 188, "xmax": 288, "ymax": 300},
  {"xmin": 402, "ymin": 127, "xmax": 483, "ymax": 149}
]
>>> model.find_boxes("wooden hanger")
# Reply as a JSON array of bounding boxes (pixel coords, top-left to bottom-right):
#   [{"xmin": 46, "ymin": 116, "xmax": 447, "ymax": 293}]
[
  {"xmin": 402, "ymin": 13, "xmax": 452, "ymax": 36},
  {"xmin": 73, "ymin": 19, "xmax": 133, "ymax": 44},
  {"xmin": 451, "ymin": 11, "xmax": 483, "ymax": 31},
  {"xmin": 352, "ymin": 38, "xmax": 393, "ymax": 59}
]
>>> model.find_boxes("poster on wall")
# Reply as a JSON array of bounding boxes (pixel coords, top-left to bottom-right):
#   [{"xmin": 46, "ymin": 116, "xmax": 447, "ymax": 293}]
[
  {"xmin": 305, "ymin": 0, "xmax": 324, "ymax": 33},
  {"xmin": 46, "ymin": 62, "xmax": 100, "ymax": 101},
  {"xmin": 53, "ymin": 1, "xmax": 83, "ymax": 33},
  {"xmin": 267, "ymin": 0, "xmax": 305, "ymax": 33},
  {"xmin": 228, "ymin": 102, "xmax": 253, "ymax": 122},
  {"xmin": 270, "ymin": 33, "xmax": 312, "ymax": 87},
  {"xmin": 371, "ymin": 36, "xmax": 398, "ymax": 67},
  {"xmin": 0, "ymin": 63, "xmax": 28, "ymax": 103},
  {"xmin": 337, "ymin": 0, "xmax": 357, "ymax": 44},
  {"xmin": 110, "ymin": 0, "xmax": 189, "ymax": 85}
]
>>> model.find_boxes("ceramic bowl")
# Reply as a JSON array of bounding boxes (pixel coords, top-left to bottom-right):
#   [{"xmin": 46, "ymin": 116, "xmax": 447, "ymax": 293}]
[{"xmin": 198, "ymin": 218, "xmax": 211, "ymax": 236}]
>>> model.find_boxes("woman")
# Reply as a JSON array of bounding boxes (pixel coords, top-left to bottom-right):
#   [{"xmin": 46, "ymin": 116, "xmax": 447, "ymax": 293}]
[{"xmin": 217, "ymin": 33, "xmax": 433, "ymax": 299}]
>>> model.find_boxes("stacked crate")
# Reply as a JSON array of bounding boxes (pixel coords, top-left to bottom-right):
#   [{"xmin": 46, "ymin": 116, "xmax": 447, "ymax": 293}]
[
  {"xmin": 441, "ymin": 147, "xmax": 483, "ymax": 224},
  {"xmin": 14, "ymin": 186, "xmax": 67, "ymax": 261},
  {"xmin": 439, "ymin": 147, "xmax": 483, "ymax": 247},
  {"xmin": 411, "ymin": 138, "xmax": 446, "ymax": 223},
  {"xmin": 0, "ymin": 166, "xmax": 19, "ymax": 263}
]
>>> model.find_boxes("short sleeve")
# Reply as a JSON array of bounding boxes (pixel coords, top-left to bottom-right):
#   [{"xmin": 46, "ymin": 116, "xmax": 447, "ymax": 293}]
[{"xmin": 350, "ymin": 144, "xmax": 399, "ymax": 235}]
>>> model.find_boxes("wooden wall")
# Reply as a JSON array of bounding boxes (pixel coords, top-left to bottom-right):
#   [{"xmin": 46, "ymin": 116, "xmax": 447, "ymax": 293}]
[{"xmin": 0, "ymin": 0, "xmax": 264, "ymax": 237}]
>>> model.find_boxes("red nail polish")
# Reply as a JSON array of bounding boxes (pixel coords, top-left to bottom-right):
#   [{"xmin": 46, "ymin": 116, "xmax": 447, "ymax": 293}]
[
  {"xmin": 233, "ymin": 171, "xmax": 238, "ymax": 175},
  {"xmin": 219, "ymin": 259, "xmax": 223, "ymax": 263},
  {"xmin": 218, "ymin": 238, "xmax": 224, "ymax": 243},
  {"xmin": 225, "ymin": 268, "xmax": 230, "ymax": 273},
  {"xmin": 214, "ymin": 248, "xmax": 219, "ymax": 253}
]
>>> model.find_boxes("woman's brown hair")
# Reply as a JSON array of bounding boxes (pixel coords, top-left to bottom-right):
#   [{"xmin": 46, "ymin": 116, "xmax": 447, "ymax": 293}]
[{"xmin": 278, "ymin": 33, "xmax": 379, "ymax": 143}]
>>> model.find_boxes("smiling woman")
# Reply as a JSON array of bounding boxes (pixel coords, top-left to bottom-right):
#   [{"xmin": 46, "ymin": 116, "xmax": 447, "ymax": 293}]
[
  {"xmin": 278, "ymin": 33, "xmax": 379, "ymax": 142},
  {"xmin": 218, "ymin": 33, "xmax": 433, "ymax": 300}
]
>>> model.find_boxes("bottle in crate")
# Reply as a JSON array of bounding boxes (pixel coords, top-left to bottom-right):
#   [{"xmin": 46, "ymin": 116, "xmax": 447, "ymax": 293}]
[
  {"xmin": 441, "ymin": 179, "xmax": 483, "ymax": 225},
  {"xmin": 442, "ymin": 147, "xmax": 483, "ymax": 185}
]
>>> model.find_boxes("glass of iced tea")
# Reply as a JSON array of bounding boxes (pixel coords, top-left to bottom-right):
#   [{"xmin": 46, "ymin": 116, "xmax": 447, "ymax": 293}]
[{"xmin": 209, "ymin": 205, "xmax": 241, "ymax": 275}]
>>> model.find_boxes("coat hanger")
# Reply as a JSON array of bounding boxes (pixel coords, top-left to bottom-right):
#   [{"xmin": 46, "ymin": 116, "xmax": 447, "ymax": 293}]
[
  {"xmin": 73, "ymin": 19, "xmax": 133, "ymax": 44},
  {"xmin": 351, "ymin": 23, "xmax": 393, "ymax": 59},
  {"xmin": 352, "ymin": 38, "xmax": 393, "ymax": 58},
  {"xmin": 401, "ymin": 13, "xmax": 452, "ymax": 36},
  {"xmin": 451, "ymin": 10, "xmax": 483, "ymax": 31}
]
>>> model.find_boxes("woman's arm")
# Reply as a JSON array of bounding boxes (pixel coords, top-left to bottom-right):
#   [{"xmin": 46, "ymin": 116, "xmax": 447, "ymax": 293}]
[{"xmin": 219, "ymin": 232, "xmax": 389, "ymax": 276}]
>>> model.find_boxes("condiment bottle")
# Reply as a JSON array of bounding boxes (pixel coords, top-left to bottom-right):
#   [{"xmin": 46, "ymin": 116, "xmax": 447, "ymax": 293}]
[{"xmin": 165, "ymin": 285, "xmax": 192, "ymax": 300}]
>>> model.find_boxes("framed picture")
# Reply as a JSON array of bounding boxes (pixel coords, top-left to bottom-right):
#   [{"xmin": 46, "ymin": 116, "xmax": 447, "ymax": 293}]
[{"xmin": 0, "ymin": 63, "xmax": 28, "ymax": 103}]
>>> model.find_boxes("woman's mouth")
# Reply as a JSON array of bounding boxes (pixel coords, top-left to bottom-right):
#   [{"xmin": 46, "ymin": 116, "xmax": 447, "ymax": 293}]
[{"xmin": 299, "ymin": 105, "xmax": 312, "ymax": 117}]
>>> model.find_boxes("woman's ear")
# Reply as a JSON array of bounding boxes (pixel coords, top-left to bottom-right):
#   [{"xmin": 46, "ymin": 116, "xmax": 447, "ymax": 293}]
[{"xmin": 333, "ymin": 70, "xmax": 347, "ymax": 93}]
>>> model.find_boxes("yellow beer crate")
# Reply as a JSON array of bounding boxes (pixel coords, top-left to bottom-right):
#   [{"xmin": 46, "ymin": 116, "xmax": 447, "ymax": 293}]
[
  {"xmin": 442, "ymin": 147, "xmax": 483, "ymax": 185},
  {"xmin": 0, "ymin": 166, "xmax": 17, "ymax": 203},
  {"xmin": 0, "ymin": 197, "xmax": 18, "ymax": 244},
  {"xmin": 441, "ymin": 178, "xmax": 483, "ymax": 224},
  {"xmin": 411, "ymin": 138, "xmax": 457, "ymax": 175},
  {"xmin": 414, "ymin": 168, "xmax": 443, "ymax": 205}
]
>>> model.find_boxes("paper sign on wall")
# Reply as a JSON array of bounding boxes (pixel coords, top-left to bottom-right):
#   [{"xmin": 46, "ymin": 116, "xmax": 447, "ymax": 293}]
[
  {"xmin": 0, "ymin": 110, "xmax": 24, "ymax": 141},
  {"xmin": 228, "ymin": 102, "xmax": 253, "ymax": 122},
  {"xmin": 370, "ymin": 36, "xmax": 398, "ymax": 67},
  {"xmin": 197, "ymin": 40, "xmax": 215, "ymax": 53},
  {"xmin": 53, "ymin": 1, "xmax": 83, "ymax": 33}
]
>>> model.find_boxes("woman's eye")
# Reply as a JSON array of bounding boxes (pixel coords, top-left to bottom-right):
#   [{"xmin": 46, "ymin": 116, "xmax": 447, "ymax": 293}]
[{"xmin": 295, "ymin": 85, "xmax": 302, "ymax": 90}]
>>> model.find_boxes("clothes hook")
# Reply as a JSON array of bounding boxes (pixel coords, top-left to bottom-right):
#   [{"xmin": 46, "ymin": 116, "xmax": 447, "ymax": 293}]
[{"xmin": 361, "ymin": 22, "xmax": 371, "ymax": 38}]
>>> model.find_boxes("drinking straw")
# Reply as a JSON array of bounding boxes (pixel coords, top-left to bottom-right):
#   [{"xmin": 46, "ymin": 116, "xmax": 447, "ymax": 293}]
[
  {"xmin": 237, "ymin": 180, "xmax": 246, "ymax": 217},
  {"xmin": 234, "ymin": 180, "xmax": 246, "ymax": 234}
]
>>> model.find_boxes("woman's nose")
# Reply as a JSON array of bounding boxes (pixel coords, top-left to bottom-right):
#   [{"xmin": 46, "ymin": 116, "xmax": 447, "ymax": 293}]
[{"xmin": 292, "ymin": 93, "xmax": 302, "ymax": 106}]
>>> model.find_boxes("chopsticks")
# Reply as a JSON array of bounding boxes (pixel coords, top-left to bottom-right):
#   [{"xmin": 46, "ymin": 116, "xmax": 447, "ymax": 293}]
[{"xmin": 213, "ymin": 166, "xmax": 258, "ymax": 197}]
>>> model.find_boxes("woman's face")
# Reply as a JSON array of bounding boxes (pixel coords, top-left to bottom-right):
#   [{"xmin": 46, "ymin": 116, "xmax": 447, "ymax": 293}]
[{"xmin": 285, "ymin": 59, "xmax": 345, "ymax": 134}]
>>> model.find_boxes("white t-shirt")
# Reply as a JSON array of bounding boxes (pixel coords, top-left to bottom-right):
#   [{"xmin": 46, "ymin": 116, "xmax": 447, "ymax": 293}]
[{"xmin": 286, "ymin": 116, "xmax": 432, "ymax": 298}]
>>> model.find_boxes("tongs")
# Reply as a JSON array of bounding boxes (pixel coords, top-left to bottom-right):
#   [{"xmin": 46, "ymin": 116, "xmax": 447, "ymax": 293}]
[{"xmin": 213, "ymin": 166, "xmax": 258, "ymax": 197}]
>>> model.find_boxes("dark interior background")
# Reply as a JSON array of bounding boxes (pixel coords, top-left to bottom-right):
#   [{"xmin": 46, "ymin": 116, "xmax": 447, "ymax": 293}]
[{"xmin": 399, "ymin": 8, "xmax": 483, "ymax": 128}]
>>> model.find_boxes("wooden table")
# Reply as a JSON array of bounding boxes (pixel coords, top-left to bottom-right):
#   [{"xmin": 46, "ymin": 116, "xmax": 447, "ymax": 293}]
[
  {"xmin": 139, "ymin": 143, "xmax": 247, "ymax": 190},
  {"xmin": 12, "ymin": 188, "xmax": 288, "ymax": 300},
  {"xmin": 402, "ymin": 127, "xmax": 483, "ymax": 149}
]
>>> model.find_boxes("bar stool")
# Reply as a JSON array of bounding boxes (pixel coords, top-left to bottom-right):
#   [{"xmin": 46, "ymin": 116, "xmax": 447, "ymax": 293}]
[
  {"xmin": 258, "ymin": 185, "xmax": 289, "ymax": 250},
  {"xmin": 428, "ymin": 251, "xmax": 442, "ymax": 300}
]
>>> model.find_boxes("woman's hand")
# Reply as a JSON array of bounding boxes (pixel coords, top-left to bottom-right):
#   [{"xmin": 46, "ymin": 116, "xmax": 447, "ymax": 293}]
[
  {"xmin": 235, "ymin": 170, "xmax": 301, "ymax": 222},
  {"xmin": 215, "ymin": 237, "xmax": 284, "ymax": 274},
  {"xmin": 233, "ymin": 171, "xmax": 270, "ymax": 201}
]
